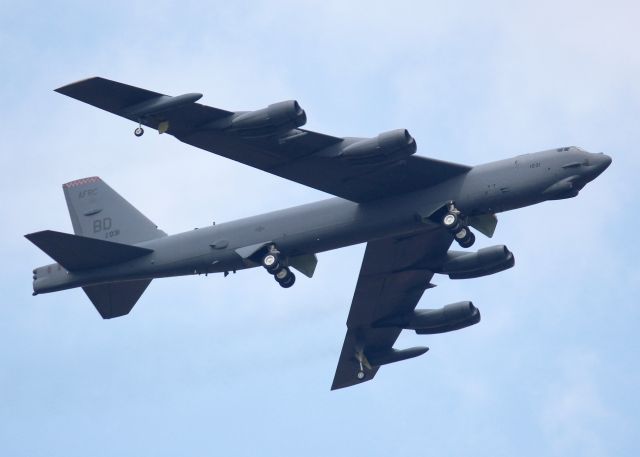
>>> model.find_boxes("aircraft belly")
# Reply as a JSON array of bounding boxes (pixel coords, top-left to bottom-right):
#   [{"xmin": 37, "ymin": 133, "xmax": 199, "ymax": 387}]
[
  {"xmin": 33, "ymin": 189, "xmax": 446, "ymax": 296},
  {"xmin": 273, "ymin": 204, "xmax": 430, "ymax": 256}
]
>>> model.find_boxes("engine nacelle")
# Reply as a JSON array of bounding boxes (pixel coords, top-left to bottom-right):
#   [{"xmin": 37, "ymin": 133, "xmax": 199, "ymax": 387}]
[
  {"xmin": 228, "ymin": 100, "xmax": 307, "ymax": 137},
  {"xmin": 339, "ymin": 129, "xmax": 417, "ymax": 164},
  {"xmin": 375, "ymin": 301, "xmax": 480, "ymax": 335},
  {"xmin": 440, "ymin": 245, "xmax": 515, "ymax": 279}
]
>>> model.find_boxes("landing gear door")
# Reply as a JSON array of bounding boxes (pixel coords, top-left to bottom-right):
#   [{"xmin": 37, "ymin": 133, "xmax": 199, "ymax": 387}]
[{"xmin": 468, "ymin": 214, "xmax": 498, "ymax": 238}]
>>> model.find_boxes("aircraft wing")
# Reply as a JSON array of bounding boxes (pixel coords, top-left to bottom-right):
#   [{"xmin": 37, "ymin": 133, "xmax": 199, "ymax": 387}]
[
  {"xmin": 56, "ymin": 77, "xmax": 471, "ymax": 202},
  {"xmin": 331, "ymin": 227, "xmax": 453, "ymax": 390}
]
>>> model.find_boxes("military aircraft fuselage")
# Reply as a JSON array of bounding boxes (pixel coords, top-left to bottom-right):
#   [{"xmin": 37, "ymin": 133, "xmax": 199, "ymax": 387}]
[{"xmin": 32, "ymin": 146, "xmax": 611, "ymax": 295}]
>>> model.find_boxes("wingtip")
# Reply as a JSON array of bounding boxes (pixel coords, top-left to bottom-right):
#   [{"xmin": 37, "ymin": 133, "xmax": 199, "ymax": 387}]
[
  {"xmin": 330, "ymin": 373, "xmax": 369, "ymax": 391},
  {"xmin": 25, "ymin": 230, "xmax": 53, "ymax": 241},
  {"xmin": 54, "ymin": 76, "xmax": 101, "ymax": 94},
  {"xmin": 24, "ymin": 230, "xmax": 48, "ymax": 246}
]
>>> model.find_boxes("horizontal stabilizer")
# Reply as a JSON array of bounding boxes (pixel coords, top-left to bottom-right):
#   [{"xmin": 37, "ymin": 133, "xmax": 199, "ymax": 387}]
[
  {"xmin": 25, "ymin": 230, "xmax": 153, "ymax": 271},
  {"xmin": 83, "ymin": 279, "xmax": 151, "ymax": 319}
]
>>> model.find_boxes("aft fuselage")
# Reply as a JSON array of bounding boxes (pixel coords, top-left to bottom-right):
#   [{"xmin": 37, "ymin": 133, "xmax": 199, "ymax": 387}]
[{"xmin": 32, "ymin": 147, "xmax": 611, "ymax": 294}]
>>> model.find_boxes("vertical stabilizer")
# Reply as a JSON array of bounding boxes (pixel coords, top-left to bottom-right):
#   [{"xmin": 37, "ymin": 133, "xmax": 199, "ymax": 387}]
[{"xmin": 63, "ymin": 177, "xmax": 166, "ymax": 244}]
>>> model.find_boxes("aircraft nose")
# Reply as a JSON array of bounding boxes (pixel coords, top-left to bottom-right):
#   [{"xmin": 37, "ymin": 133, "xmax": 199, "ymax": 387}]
[
  {"xmin": 585, "ymin": 152, "xmax": 612, "ymax": 180},
  {"xmin": 593, "ymin": 152, "xmax": 612, "ymax": 172}
]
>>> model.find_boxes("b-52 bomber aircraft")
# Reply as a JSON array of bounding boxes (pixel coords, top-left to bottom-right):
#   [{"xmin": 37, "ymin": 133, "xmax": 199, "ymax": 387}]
[{"xmin": 26, "ymin": 77, "xmax": 612, "ymax": 389}]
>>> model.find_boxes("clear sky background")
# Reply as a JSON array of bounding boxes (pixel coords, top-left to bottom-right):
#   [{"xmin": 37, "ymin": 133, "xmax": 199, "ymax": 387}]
[{"xmin": 1, "ymin": 1, "xmax": 639, "ymax": 456}]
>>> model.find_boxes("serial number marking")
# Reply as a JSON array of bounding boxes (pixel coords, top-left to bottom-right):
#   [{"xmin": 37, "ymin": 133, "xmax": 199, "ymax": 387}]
[{"xmin": 104, "ymin": 229, "xmax": 121, "ymax": 239}]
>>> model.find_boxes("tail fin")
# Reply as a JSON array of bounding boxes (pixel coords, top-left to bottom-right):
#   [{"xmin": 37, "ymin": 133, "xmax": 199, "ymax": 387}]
[
  {"xmin": 83, "ymin": 279, "xmax": 152, "ymax": 319},
  {"xmin": 28, "ymin": 177, "xmax": 164, "ymax": 318},
  {"xmin": 63, "ymin": 177, "xmax": 166, "ymax": 244}
]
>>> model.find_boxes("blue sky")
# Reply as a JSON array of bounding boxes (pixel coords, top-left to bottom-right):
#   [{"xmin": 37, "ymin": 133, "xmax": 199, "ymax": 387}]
[{"xmin": 1, "ymin": 1, "xmax": 639, "ymax": 456}]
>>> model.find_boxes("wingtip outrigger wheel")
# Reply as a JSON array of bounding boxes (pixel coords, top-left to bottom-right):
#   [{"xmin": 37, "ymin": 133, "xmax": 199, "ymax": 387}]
[
  {"xmin": 134, "ymin": 119, "xmax": 144, "ymax": 137},
  {"xmin": 355, "ymin": 349, "xmax": 368, "ymax": 380}
]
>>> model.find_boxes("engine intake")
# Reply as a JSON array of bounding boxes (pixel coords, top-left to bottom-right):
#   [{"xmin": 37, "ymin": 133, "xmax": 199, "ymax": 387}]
[
  {"xmin": 227, "ymin": 100, "xmax": 307, "ymax": 137},
  {"xmin": 440, "ymin": 245, "xmax": 514, "ymax": 279},
  {"xmin": 375, "ymin": 301, "xmax": 480, "ymax": 335},
  {"xmin": 339, "ymin": 129, "xmax": 417, "ymax": 164}
]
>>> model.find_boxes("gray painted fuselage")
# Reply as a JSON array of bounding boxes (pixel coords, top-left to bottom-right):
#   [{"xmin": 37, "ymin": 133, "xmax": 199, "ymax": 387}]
[{"xmin": 33, "ymin": 147, "xmax": 611, "ymax": 294}]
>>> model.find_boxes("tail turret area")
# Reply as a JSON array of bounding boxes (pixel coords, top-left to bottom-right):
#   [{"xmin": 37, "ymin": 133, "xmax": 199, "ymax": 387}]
[{"xmin": 63, "ymin": 176, "xmax": 166, "ymax": 244}]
